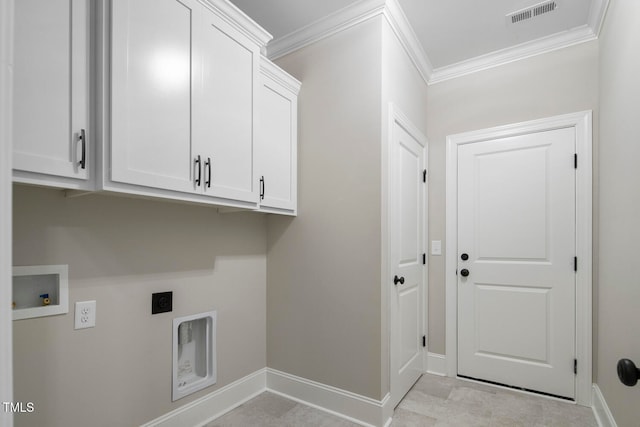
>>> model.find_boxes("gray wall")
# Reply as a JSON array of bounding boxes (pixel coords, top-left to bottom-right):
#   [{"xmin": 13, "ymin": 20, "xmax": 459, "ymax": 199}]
[
  {"xmin": 426, "ymin": 41, "xmax": 599, "ymax": 353},
  {"xmin": 597, "ymin": 0, "xmax": 640, "ymax": 425},
  {"xmin": 12, "ymin": 186, "xmax": 266, "ymax": 427},
  {"xmin": 268, "ymin": 18, "xmax": 384, "ymax": 400}
]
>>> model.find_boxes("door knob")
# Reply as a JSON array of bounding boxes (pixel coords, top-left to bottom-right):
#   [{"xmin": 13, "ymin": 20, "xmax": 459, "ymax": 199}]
[
  {"xmin": 393, "ymin": 275, "xmax": 405, "ymax": 285},
  {"xmin": 460, "ymin": 269, "xmax": 470, "ymax": 277},
  {"xmin": 461, "ymin": 253, "xmax": 469, "ymax": 261},
  {"xmin": 617, "ymin": 359, "xmax": 640, "ymax": 387}
]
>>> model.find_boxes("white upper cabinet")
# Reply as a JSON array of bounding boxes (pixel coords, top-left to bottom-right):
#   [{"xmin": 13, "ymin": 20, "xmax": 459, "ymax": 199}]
[
  {"xmin": 108, "ymin": 0, "xmax": 269, "ymax": 207},
  {"xmin": 255, "ymin": 58, "xmax": 300, "ymax": 215},
  {"xmin": 110, "ymin": 0, "xmax": 198, "ymax": 194},
  {"xmin": 195, "ymin": 5, "xmax": 259, "ymax": 202},
  {"xmin": 13, "ymin": 0, "xmax": 91, "ymax": 188}
]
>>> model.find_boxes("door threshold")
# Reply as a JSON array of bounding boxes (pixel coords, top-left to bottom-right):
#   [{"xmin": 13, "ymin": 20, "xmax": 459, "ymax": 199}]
[{"xmin": 457, "ymin": 375, "xmax": 574, "ymax": 402}]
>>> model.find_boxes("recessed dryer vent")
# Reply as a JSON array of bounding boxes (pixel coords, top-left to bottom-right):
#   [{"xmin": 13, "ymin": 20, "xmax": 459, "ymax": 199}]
[{"xmin": 172, "ymin": 310, "xmax": 217, "ymax": 401}]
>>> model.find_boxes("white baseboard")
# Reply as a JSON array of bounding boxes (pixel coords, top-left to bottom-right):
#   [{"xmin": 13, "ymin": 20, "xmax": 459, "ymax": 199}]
[
  {"xmin": 592, "ymin": 384, "xmax": 618, "ymax": 427},
  {"xmin": 140, "ymin": 369, "xmax": 267, "ymax": 427},
  {"xmin": 266, "ymin": 368, "xmax": 389, "ymax": 427},
  {"xmin": 426, "ymin": 352, "xmax": 447, "ymax": 376}
]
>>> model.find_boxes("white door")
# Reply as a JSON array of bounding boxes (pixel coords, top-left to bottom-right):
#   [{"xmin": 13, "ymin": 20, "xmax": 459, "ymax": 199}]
[
  {"xmin": 390, "ymin": 115, "xmax": 426, "ymax": 408},
  {"xmin": 457, "ymin": 127, "xmax": 576, "ymax": 399},
  {"xmin": 196, "ymin": 7, "xmax": 258, "ymax": 203},
  {"xmin": 255, "ymin": 65, "xmax": 298, "ymax": 212},
  {"xmin": 111, "ymin": 0, "xmax": 198, "ymax": 193},
  {"xmin": 13, "ymin": 0, "xmax": 89, "ymax": 181}
]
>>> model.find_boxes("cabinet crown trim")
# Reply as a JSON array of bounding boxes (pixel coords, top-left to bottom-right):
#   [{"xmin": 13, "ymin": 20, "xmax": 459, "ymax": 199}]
[
  {"xmin": 201, "ymin": 0, "xmax": 273, "ymax": 48},
  {"xmin": 260, "ymin": 57, "xmax": 301, "ymax": 94}
]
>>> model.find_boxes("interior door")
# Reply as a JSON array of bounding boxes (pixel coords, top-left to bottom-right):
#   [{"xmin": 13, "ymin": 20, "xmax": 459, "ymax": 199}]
[
  {"xmin": 457, "ymin": 127, "xmax": 576, "ymax": 399},
  {"xmin": 390, "ymin": 118, "xmax": 425, "ymax": 408}
]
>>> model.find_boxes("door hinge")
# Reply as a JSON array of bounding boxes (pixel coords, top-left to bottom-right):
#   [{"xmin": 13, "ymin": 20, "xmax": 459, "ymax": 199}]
[
  {"xmin": 422, "ymin": 335, "xmax": 426, "ymax": 348},
  {"xmin": 423, "ymin": 169, "xmax": 427, "ymax": 183},
  {"xmin": 574, "ymin": 359, "xmax": 577, "ymax": 375},
  {"xmin": 574, "ymin": 154, "xmax": 578, "ymax": 169},
  {"xmin": 574, "ymin": 257, "xmax": 578, "ymax": 272},
  {"xmin": 423, "ymin": 253, "xmax": 426, "ymax": 265}
]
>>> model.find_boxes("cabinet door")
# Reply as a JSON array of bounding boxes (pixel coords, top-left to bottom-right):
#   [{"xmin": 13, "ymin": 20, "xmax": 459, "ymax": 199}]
[
  {"xmin": 13, "ymin": 0, "xmax": 89, "ymax": 182},
  {"xmin": 111, "ymin": 0, "xmax": 199, "ymax": 193},
  {"xmin": 256, "ymin": 69, "xmax": 298, "ymax": 213},
  {"xmin": 195, "ymin": 7, "xmax": 258, "ymax": 203}
]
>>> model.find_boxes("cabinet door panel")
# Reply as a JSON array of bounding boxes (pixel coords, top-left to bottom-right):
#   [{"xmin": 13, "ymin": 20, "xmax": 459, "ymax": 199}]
[
  {"xmin": 258, "ymin": 83, "xmax": 295, "ymax": 210},
  {"xmin": 111, "ymin": 0, "xmax": 197, "ymax": 193},
  {"xmin": 13, "ymin": 0, "xmax": 89, "ymax": 180},
  {"xmin": 197, "ymin": 9, "xmax": 257, "ymax": 202}
]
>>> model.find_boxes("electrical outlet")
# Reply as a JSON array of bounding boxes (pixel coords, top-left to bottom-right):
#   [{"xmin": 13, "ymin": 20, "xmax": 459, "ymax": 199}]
[
  {"xmin": 74, "ymin": 300, "xmax": 96, "ymax": 330},
  {"xmin": 152, "ymin": 291, "xmax": 173, "ymax": 314}
]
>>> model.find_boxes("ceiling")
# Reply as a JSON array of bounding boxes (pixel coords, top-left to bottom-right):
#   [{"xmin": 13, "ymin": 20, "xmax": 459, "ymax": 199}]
[{"xmin": 228, "ymin": 0, "xmax": 604, "ymax": 71}]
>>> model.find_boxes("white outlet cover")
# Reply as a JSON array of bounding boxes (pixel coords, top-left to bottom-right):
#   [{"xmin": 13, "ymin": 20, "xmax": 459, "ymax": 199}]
[{"xmin": 74, "ymin": 300, "xmax": 96, "ymax": 329}]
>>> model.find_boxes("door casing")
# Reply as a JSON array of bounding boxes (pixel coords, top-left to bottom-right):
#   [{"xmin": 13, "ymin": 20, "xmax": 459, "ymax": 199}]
[{"xmin": 445, "ymin": 111, "xmax": 593, "ymax": 406}]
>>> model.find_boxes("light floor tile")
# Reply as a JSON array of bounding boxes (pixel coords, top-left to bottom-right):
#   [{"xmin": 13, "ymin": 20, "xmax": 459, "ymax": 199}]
[{"xmin": 205, "ymin": 374, "xmax": 597, "ymax": 426}]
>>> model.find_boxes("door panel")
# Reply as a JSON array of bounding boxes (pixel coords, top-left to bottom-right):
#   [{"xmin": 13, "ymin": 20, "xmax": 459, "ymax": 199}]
[
  {"xmin": 197, "ymin": 8, "xmax": 257, "ymax": 202},
  {"xmin": 111, "ymin": 0, "xmax": 197, "ymax": 193},
  {"xmin": 390, "ymin": 121, "xmax": 425, "ymax": 408},
  {"xmin": 458, "ymin": 127, "xmax": 576, "ymax": 399},
  {"xmin": 13, "ymin": 0, "xmax": 89, "ymax": 180}
]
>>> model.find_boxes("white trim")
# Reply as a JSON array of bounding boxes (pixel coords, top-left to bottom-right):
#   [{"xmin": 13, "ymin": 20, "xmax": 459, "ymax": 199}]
[
  {"xmin": 200, "ymin": 0, "xmax": 272, "ymax": 48},
  {"xmin": 267, "ymin": 368, "xmax": 389, "ymax": 427},
  {"xmin": 267, "ymin": 0, "xmax": 432, "ymax": 85},
  {"xmin": 592, "ymin": 384, "xmax": 618, "ymax": 427},
  {"xmin": 429, "ymin": 26, "xmax": 597, "ymax": 84},
  {"xmin": 259, "ymin": 56, "xmax": 301, "ymax": 95},
  {"xmin": 140, "ymin": 369, "xmax": 267, "ymax": 427},
  {"xmin": 445, "ymin": 111, "xmax": 593, "ymax": 406},
  {"xmin": 0, "ymin": 0, "xmax": 13, "ymax": 424},
  {"xmin": 588, "ymin": 0, "xmax": 611, "ymax": 36},
  {"xmin": 379, "ymin": 0, "xmax": 432, "ymax": 85},
  {"xmin": 426, "ymin": 353, "xmax": 447, "ymax": 377}
]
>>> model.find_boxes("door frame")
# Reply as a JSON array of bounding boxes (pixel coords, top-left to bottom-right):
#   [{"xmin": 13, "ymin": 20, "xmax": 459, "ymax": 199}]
[
  {"xmin": 1, "ymin": 0, "xmax": 13, "ymax": 423},
  {"xmin": 445, "ymin": 111, "xmax": 593, "ymax": 406},
  {"xmin": 385, "ymin": 103, "xmax": 428, "ymax": 407}
]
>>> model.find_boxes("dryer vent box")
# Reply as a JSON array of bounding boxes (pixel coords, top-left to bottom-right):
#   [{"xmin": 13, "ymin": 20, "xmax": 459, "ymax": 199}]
[{"xmin": 172, "ymin": 310, "xmax": 217, "ymax": 401}]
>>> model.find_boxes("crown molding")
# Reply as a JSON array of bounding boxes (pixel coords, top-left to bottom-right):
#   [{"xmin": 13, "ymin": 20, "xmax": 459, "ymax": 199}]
[
  {"xmin": 588, "ymin": 0, "xmax": 610, "ymax": 36},
  {"xmin": 201, "ymin": 0, "xmax": 272, "ymax": 47},
  {"xmin": 267, "ymin": 0, "xmax": 385, "ymax": 60},
  {"xmin": 381, "ymin": 0, "xmax": 433, "ymax": 84},
  {"xmin": 260, "ymin": 56, "xmax": 302, "ymax": 95},
  {"xmin": 267, "ymin": 0, "xmax": 432, "ymax": 85},
  {"xmin": 266, "ymin": 0, "xmax": 606, "ymax": 86},
  {"xmin": 429, "ymin": 25, "xmax": 597, "ymax": 85}
]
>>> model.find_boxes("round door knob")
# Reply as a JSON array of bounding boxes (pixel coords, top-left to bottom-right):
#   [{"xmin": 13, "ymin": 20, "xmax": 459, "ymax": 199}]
[
  {"xmin": 393, "ymin": 275, "xmax": 405, "ymax": 285},
  {"xmin": 460, "ymin": 269, "xmax": 470, "ymax": 277},
  {"xmin": 461, "ymin": 253, "xmax": 469, "ymax": 261},
  {"xmin": 617, "ymin": 359, "xmax": 640, "ymax": 387}
]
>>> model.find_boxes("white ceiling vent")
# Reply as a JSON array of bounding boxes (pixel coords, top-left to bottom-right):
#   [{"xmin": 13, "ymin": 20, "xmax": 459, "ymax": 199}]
[{"xmin": 507, "ymin": 1, "xmax": 558, "ymax": 25}]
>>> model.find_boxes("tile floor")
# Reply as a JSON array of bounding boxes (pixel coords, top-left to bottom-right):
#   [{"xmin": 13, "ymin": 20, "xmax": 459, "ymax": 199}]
[{"xmin": 206, "ymin": 374, "xmax": 598, "ymax": 427}]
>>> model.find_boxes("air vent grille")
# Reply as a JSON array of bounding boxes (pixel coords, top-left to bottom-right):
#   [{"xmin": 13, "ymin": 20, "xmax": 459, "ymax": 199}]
[{"xmin": 508, "ymin": 1, "xmax": 558, "ymax": 25}]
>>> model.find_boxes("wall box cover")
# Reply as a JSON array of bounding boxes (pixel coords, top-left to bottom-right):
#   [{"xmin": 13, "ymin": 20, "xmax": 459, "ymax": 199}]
[
  {"xmin": 12, "ymin": 265, "xmax": 69, "ymax": 320},
  {"xmin": 172, "ymin": 310, "xmax": 217, "ymax": 401}
]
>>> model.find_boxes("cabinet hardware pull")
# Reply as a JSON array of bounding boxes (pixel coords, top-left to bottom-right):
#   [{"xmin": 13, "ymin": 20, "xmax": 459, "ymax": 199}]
[
  {"xmin": 205, "ymin": 157, "xmax": 211, "ymax": 188},
  {"xmin": 260, "ymin": 176, "xmax": 265, "ymax": 200},
  {"xmin": 79, "ymin": 129, "xmax": 86, "ymax": 169},
  {"xmin": 195, "ymin": 155, "xmax": 201, "ymax": 186}
]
